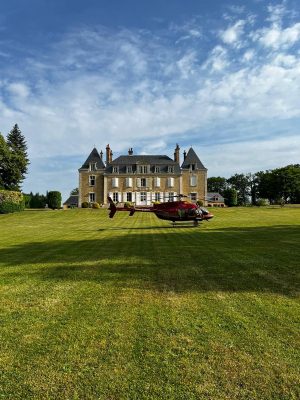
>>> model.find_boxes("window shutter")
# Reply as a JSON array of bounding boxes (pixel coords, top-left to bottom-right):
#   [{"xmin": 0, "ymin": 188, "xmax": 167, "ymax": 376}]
[
  {"xmin": 132, "ymin": 192, "xmax": 136, "ymax": 202},
  {"xmin": 112, "ymin": 177, "xmax": 119, "ymax": 188},
  {"xmin": 168, "ymin": 178, "xmax": 174, "ymax": 187},
  {"xmin": 136, "ymin": 178, "xmax": 141, "ymax": 188},
  {"xmin": 155, "ymin": 177, "xmax": 161, "ymax": 187}
]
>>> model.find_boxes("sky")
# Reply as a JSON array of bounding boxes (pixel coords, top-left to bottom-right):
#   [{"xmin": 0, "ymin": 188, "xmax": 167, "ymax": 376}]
[{"xmin": 0, "ymin": 0, "xmax": 300, "ymax": 201}]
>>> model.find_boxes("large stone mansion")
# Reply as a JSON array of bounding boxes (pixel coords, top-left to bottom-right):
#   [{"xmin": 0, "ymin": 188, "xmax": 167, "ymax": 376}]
[{"xmin": 78, "ymin": 144, "xmax": 207, "ymax": 206}]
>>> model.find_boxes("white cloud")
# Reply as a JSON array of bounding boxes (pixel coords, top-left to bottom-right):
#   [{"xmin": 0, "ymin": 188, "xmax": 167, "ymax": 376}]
[
  {"xmin": 255, "ymin": 22, "xmax": 300, "ymax": 49},
  {"xmin": 220, "ymin": 20, "xmax": 245, "ymax": 45},
  {"xmin": 7, "ymin": 82, "xmax": 30, "ymax": 98}
]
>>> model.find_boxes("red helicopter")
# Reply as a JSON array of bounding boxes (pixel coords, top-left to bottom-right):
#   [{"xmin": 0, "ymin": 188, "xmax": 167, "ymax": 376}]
[{"xmin": 107, "ymin": 195, "xmax": 214, "ymax": 226}]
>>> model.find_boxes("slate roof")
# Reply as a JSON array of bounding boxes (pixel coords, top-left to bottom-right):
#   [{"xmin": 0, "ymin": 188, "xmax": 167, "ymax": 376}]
[
  {"xmin": 63, "ymin": 195, "xmax": 79, "ymax": 206},
  {"xmin": 181, "ymin": 147, "xmax": 206, "ymax": 170},
  {"xmin": 105, "ymin": 155, "xmax": 181, "ymax": 174},
  {"xmin": 207, "ymin": 192, "xmax": 224, "ymax": 202},
  {"xmin": 80, "ymin": 148, "xmax": 105, "ymax": 170}
]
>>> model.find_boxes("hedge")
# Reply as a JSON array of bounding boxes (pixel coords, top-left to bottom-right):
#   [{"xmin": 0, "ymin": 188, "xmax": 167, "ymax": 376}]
[{"xmin": 0, "ymin": 190, "xmax": 25, "ymax": 214}]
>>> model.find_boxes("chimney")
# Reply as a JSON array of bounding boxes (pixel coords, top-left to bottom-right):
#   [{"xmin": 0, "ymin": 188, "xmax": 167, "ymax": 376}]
[
  {"xmin": 128, "ymin": 148, "xmax": 133, "ymax": 155},
  {"xmin": 100, "ymin": 150, "xmax": 103, "ymax": 160},
  {"xmin": 174, "ymin": 143, "xmax": 180, "ymax": 164},
  {"xmin": 106, "ymin": 144, "xmax": 112, "ymax": 165},
  {"xmin": 183, "ymin": 150, "xmax": 187, "ymax": 161}
]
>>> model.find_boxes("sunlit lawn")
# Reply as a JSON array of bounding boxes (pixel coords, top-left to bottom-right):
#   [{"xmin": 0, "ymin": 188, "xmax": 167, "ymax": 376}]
[{"xmin": 0, "ymin": 206, "xmax": 299, "ymax": 399}]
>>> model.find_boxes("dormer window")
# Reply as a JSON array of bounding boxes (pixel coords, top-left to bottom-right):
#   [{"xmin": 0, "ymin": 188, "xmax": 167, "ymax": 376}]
[
  {"xmin": 168, "ymin": 166, "xmax": 174, "ymax": 173},
  {"xmin": 138, "ymin": 165, "xmax": 149, "ymax": 174},
  {"xmin": 190, "ymin": 164, "xmax": 196, "ymax": 171},
  {"xmin": 89, "ymin": 162, "xmax": 97, "ymax": 171},
  {"xmin": 155, "ymin": 166, "xmax": 160, "ymax": 173},
  {"xmin": 127, "ymin": 166, "xmax": 133, "ymax": 173},
  {"xmin": 112, "ymin": 166, "xmax": 119, "ymax": 173}
]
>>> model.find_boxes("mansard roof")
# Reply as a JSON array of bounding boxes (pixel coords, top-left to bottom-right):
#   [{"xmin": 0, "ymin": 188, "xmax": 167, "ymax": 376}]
[
  {"xmin": 106, "ymin": 155, "xmax": 181, "ymax": 174},
  {"xmin": 181, "ymin": 147, "xmax": 206, "ymax": 170},
  {"xmin": 80, "ymin": 147, "xmax": 105, "ymax": 170}
]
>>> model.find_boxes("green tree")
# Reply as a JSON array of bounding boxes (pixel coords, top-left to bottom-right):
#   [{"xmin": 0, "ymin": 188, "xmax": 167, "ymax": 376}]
[
  {"xmin": 6, "ymin": 124, "xmax": 29, "ymax": 190},
  {"xmin": 70, "ymin": 188, "xmax": 79, "ymax": 195},
  {"xmin": 227, "ymin": 174, "xmax": 250, "ymax": 205},
  {"xmin": 223, "ymin": 188, "xmax": 238, "ymax": 207},
  {"xmin": 47, "ymin": 191, "xmax": 62, "ymax": 209},
  {"xmin": 207, "ymin": 177, "xmax": 227, "ymax": 195}
]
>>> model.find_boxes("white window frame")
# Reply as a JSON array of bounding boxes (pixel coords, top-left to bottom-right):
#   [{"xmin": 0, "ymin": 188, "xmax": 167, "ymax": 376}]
[
  {"xmin": 155, "ymin": 166, "xmax": 160, "ymax": 173},
  {"xmin": 167, "ymin": 177, "xmax": 174, "ymax": 187},
  {"xmin": 154, "ymin": 177, "xmax": 160, "ymax": 187},
  {"xmin": 126, "ymin": 177, "xmax": 133, "ymax": 188},
  {"xmin": 89, "ymin": 162, "xmax": 97, "ymax": 171},
  {"xmin": 112, "ymin": 166, "xmax": 119, "ymax": 173},
  {"xmin": 190, "ymin": 192, "xmax": 197, "ymax": 201},
  {"xmin": 127, "ymin": 166, "xmax": 133, "ymax": 173},
  {"xmin": 190, "ymin": 175, "xmax": 197, "ymax": 187},
  {"xmin": 112, "ymin": 177, "xmax": 119, "ymax": 188},
  {"xmin": 141, "ymin": 178, "xmax": 147, "ymax": 187},
  {"xmin": 168, "ymin": 192, "xmax": 174, "ymax": 202},
  {"xmin": 168, "ymin": 166, "xmax": 174, "ymax": 173},
  {"xmin": 155, "ymin": 192, "xmax": 161, "ymax": 202},
  {"xmin": 126, "ymin": 192, "xmax": 132, "ymax": 202},
  {"xmin": 113, "ymin": 192, "xmax": 119, "ymax": 202},
  {"xmin": 89, "ymin": 175, "xmax": 96, "ymax": 186},
  {"xmin": 89, "ymin": 192, "xmax": 95, "ymax": 202},
  {"xmin": 140, "ymin": 192, "xmax": 147, "ymax": 202}
]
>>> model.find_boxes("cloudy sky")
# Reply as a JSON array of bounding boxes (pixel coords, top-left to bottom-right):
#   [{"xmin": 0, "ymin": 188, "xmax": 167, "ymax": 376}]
[{"xmin": 1, "ymin": 0, "xmax": 300, "ymax": 200}]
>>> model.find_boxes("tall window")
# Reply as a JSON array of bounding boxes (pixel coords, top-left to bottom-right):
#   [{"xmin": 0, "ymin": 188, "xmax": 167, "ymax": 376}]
[
  {"xmin": 168, "ymin": 166, "xmax": 174, "ymax": 173},
  {"xmin": 155, "ymin": 166, "xmax": 160, "ymax": 173},
  {"xmin": 127, "ymin": 166, "xmax": 133, "ymax": 173},
  {"xmin": 140, "ymin": 192, "xmax": 147, "ymax": 202},
  {"xmin": 139, "ymin": 165, "xmax": 149, "ymax": 174},
  {"xmin": 168, "ymin": 192, "xmax": 174, "ymax": 201},
  {"xmin": 190, "ymin": 193, "xmax": 197, "ymax": 201},
  {"xmin": 167, "ymin": 177, "xmax": 174, "ymax": 187},
  {"xmin": 89, "ymin": 175, "xmax": 95, "ymax": 186},
  {"xmin": 113, "ymin": 166, "xmax": 119, "ymax": 173},
  {"xmin": 89, "ymin": 193, "xmax": 95, "ymax": 202},
  {"xmin": 141, "ymin": 178, "xmax": 147, "ymax": 187},
  {"xmin": 155, "ymin": 192, "xmax": 161, "ymax": 202},
  {"xmin": 190, "ymin": 175, "xmax": 197, "ymax": 186},
  {"xmin": 126, "ymin": 177, "xmax": 133, "ymax": 187},
  {"xmin": 112, "ymin": 177, "xmax": 119, "ymax": 188},
  {"xmin": 89, "ymin": 163, "xmax": 96, "ymax": 171},
  {"xmin": 127, "ymin": 192, "xmax": 132, "ymax": 202},
  {"xmin": 154, "ymin": 177, "xmax": 160, "ymax": 187},
  {"xmin": 113, "ymin": 193, "xmax": 119, "ymax": 202}
]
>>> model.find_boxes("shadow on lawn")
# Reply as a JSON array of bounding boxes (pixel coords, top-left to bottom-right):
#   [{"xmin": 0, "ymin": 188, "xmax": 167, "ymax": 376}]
[{"xmin": 1, "ymin": 225, "xmax": 299, "ymax": 296}]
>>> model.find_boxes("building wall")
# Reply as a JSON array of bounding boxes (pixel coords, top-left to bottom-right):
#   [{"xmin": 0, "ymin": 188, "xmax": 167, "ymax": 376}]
[
  {"xmin": 79, "ymin": 170, "xmax": 105, "ymax": 205},
  {"xmin": 181, "ymin": 169, "xmax": 207, "ymax": 203}
]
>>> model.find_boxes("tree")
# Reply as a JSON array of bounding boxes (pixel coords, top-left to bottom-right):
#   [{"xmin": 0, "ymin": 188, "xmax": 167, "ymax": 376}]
[
  {"xmin": 70, "ymin": 188, "xmax": 79, "ymax": 195},
  {"xmin": 227, "ymin": 174, "xmax": 250, "ymax": 205},
  {"xmin": 207, "ymin": 177, "xmax": 227, "ymax": 195},
  {"xmin": 5, "ymin": 124, "xmax": 29, "ymax": 190},
  {"xmin": 0, "ymin": 133, "xmax": 9, "ymax": 189},
  {"xmin": 47, "ymin": 191, "xmax": 62, "ymax": 209},
  {"xmin": 223, "ymin": 188, "xmax": 237, "ymax": 207}
]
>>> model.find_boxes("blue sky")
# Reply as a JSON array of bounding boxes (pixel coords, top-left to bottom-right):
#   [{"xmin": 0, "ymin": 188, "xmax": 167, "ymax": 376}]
[{"xmin": 1, "ymin": 0, "xmax": 300, "ymax": 200}]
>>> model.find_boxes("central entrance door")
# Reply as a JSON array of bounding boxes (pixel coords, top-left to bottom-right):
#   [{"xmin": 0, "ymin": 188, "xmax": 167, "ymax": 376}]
[{"xmin": 139, "ymin": 191, "xmax": 147, "ymax": 206}]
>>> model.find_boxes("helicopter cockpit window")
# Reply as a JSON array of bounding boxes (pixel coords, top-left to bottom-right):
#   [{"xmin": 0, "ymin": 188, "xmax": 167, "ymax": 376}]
[{"xmin": 200, "ymin": 207, "xmax": 209, "ymax": 214}]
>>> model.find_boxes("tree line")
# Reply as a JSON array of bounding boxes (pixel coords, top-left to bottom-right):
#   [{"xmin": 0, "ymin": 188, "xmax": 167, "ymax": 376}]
[{"xmin": 208, "ymin": 165, "xmax": 300, "ymax": 206}]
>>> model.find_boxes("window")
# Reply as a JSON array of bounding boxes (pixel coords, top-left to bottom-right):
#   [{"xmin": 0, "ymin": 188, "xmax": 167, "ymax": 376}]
[
  {"xmin": 113, "ymin": 192, "xmax": 119, "ymax": 202},
  {"xmin": 168, "ymin": 166, "xmax": 174, "ymax": 173},
  {"xmin": 112, "ymin": 177, "xmax": 119, "ymax": 188},
  {"xmin": 140, "ymin": 192, "xmax": 147, "ymax": 202},
  {"xmin": 154, "ymin": 177, "xmax": 160, "ymax": 187},
  {"xmin": 89, "ymin": 163, "xmax": 96, "ymax": 171},
  {"xmin": 139, "ymin": 165, "xmax": 149, "ymax": 174},
  {"xmin": 190, "ymin": 175, "xmax": 197, "ymax": 186},
  {"xmin": 113, "ymin": 166, "xmax": 119, "ymax": 173},
  {"xmin": 89, "ymin": 192, "xmax": 95, "ymax": 202},
  {"xmin": 141, "ymin": 178, "xmax": 147, "ymax": 187},
  {"xmin": 127, "ymin": 192, "xmax": 132, "ymax": 202},
  {"xmin": 127, "ymin": 166, "xmax": 133, "ymax": 173},
  {"xmin": 168, "ymin": 192, "xmax": 174, "ymax": 201},
  {"xmin": 126, "ymin": 177, "xmax": 133, "ymax": 187},
  {"xmin": 190, "ymin": 193, "xmax": 197, "ymax": 201},
  {"xmin": 89, "ymin": 175, "xmax": 95, "ymax": 186},
  {"xmin": 155, "ymin": 166, "xmax": 160, "ymax": 173},
  {"xmin": 190, "ymin": 164, "xmax": 196, "ymax": 171},
  {"xmin": 155, "ymin": 192, "xmax": 161, "ymax": 202},
  {"xmin": 167, "ymin": 177, "xmax": 174, "ymax": 187}
]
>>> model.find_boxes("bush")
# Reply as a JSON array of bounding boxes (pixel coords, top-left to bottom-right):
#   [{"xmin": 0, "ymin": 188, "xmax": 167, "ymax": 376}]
[
  {"xmin": 82, "ymin": 202, "xmax": 89, "ymax": 208},
  {"xmin": 124, "ymin": 202, "xmax": 133, "ymax": 208},
  {"xmin": 92, "ymin": 202, "xmax": 101, "ymax": 209},
  {"xmin": 47, "ymin": 191, "xmax": 62, "ymax": 209},
  {"xmin": 196, "ymin": 200, "xmax": 204, "ymax": 207},
  {"xmin": 224, "ymin": 188, "xmax": 238, "ymax": 207},
  {"xmin": 0, "ymin": 190, "xmax": 25, "ymax": 214},
  {"xmin": 257, "ymin": 198, "xmax": 269, "ymax": 207}
]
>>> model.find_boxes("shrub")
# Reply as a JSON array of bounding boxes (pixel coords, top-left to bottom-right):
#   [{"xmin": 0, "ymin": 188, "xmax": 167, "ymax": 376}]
[
  {"xmin": 47, "ymin": 191, "xmax": 62, "ymax": 209},
  {"xmin": 223, "ymin": 188, "xmax": 238, "ymax": 207},
  {"xmin": 196, "ymin": 200, "xmax": 204, "ymax": 207},
  {"xmin": 82, "ymin": 202, "xmax": 89, "ymax": 208},
  {"xmin": 257, "ymin": 198, "xmax": 269, "ymax": 207},
  {"xmin": 92, "ymin": 202, "xmax": 101, "ymax": 209},
  {"xmin": 0, "ymin": 190, "xmax": 25, "ymax": 214},
  {"xmin": 124, "ymin": 202, "xmax": 133, "ymax": 208}
]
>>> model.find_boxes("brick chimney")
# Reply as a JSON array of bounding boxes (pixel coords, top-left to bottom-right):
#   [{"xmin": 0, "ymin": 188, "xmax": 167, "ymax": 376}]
[
  {"xmin": 128, "ymin": 148, "xmax": 133, "ymax": 155},
  {"xmin": 174, "ymin": 143, "xmax": 180, "ymax": 164},
  {"xmin": 183, "ymin": 150, "xmax": 187, "ymax": 161},
  {"xmin": 106, "ymin": 144, "xmax": 112, "ymax": 165}
]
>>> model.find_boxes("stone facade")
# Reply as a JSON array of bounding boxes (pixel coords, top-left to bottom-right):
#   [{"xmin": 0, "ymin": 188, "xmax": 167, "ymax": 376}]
[{"xmin": 78, "ymin": 145, "xmax": 207, "ymax": 206}]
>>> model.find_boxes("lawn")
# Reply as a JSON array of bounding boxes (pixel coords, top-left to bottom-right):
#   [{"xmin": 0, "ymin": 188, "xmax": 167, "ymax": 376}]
[{"xmin": 0, "ymin": 207, "xmax": 299, "ymax": 400}]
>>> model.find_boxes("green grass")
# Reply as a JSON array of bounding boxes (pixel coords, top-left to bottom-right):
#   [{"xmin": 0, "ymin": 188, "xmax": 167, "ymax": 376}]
[{"xmin": 0, "ymin": 207, "xmax": 299, "ymax": 400}]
